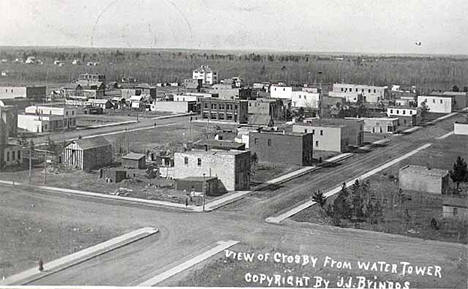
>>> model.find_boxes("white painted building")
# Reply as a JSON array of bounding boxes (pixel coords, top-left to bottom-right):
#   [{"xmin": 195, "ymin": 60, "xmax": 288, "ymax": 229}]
[
  {"xmin": 270, "ymin": 85, "xmax": 293, "ymax": 99},
  {"xmin": 328, "ymin": 91, "xmax": 361, "ymax": 103},
  {"xmin": 454, "ymin": 121, "xmax": 468, "ymax": 135},
  {"xmin": 386, "ymin": 106, "xmax": 419, "ymax": 117},
  {"xmin": 18, "ymin": 114, "xmax": 70, "ymax": 133},
  {"xmin": 291, "ymin": 90, "xmax": 320, "ymax": 109},
  {"xmin": 417, "ymin": 95, "xmax": 452, "ymax": 113},
  {"xmin": 192, "ymin": 65, "xmax": 218, "ymax": 85},
  {"xmin": 331, "ymin": 83, "xmax": 387, "ymax": 103}
]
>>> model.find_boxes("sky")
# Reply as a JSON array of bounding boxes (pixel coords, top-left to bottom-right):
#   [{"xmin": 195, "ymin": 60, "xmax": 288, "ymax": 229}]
[{"xmin": 0, "ymin": 0, "xmax": 467, "ymax": 55}]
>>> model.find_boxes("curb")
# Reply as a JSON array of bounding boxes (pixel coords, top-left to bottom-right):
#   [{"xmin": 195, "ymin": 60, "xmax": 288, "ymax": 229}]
[{"xmin": 1, "ymin": 227, "xmax": 159, "ymax": 285}]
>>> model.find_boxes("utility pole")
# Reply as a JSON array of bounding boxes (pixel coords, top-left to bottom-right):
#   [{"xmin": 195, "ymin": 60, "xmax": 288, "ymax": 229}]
[
  {"xmin": 29, "ymin": 144, "xmax": 32, "ymax": 184},
  {"xmin": 43, "ymin": 150, "xmax": 47, "ymax": 184}
]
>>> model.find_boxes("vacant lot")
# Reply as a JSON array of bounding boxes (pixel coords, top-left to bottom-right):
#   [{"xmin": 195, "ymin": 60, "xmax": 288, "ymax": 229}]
[{"xmin": 0, "ymin": 187, "xmax": 122, "ymax": 278}]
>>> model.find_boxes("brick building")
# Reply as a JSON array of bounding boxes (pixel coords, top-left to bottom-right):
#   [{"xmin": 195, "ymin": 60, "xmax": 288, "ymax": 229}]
[
  {"xmin": 173, "ymin": 149, "xmax": 250, "ymax": 192},
  {"xmin": 200, "ymin": 98, "xmax": 248, "ymax": 124},
  {"xmin": 249, "ymin": 131, "xmax": 314, "ymax": 166}
]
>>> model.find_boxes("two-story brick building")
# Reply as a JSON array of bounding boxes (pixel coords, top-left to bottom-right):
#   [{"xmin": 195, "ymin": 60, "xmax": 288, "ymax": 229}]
[
  {"xmin": 248, "ymin": 130, "xmax": 314, "ymax": 166},
  {"xmin": 200, "ymin": 98, "xmax": 248, "ymax": 124},
  {"xmin": 173, "ymin": 149, "xmax": 250, "ymax": 192}
]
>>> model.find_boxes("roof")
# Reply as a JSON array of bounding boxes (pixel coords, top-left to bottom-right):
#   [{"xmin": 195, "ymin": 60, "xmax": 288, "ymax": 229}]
[
  {"xmin": 89, "ymin": 99, "xmax": 111, "ymax": 104},
  {"xmin": 248, "ymin": 114, "xmax": 273, "ymax": 126},
  {"xmin": 176, "ymin": 176, "xmax": 218, "ymax": 182},
  {"xmin": 193, "ymin": 139, "xmax": 245, "ymax": 150},
  {"xmin": 250, "ymin": 130, "xmax": 309, "ymax": 137},
  {"xmin": 399, "ymin": 165, "xmax": 448, "ymax": 178},
  {"xmin": 122, "ymin": 152, "xmax": 146, "ymax": 160},
  {"xmin": 177, "ymin": 149, "xmax": 248, "ymax": 157},
  {"xmin": 73, "ymin": 137, "xmax": 111, "ymax": 150},
  {"xmin": 387, "ymin": 105, "xmax": 418, "ymax": 110},
  {"xmin": 300, "ymin": 118, "xmax": 363, "ymax": 128}
]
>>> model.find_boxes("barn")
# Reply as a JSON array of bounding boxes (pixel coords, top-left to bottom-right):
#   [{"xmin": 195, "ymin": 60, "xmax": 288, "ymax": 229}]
[{"xmin": 62, "ymin": 137, "xmax": 113, "ymax": 171}]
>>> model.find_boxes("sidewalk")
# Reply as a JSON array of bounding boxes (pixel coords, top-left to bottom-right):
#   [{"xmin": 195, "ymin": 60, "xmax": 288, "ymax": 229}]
[
  {"xmin": 137, "ymin": 240, "xmax": 238, "ymax": 286},
  {"xmin": 81, "ymin": 120, "xmax": 137, "ymax": 129},
  {"xmin": 266, "ymin": 143, "xmax": 432, "ymax": 224},
  {"xmin": 0, "ymin": 227, "xmax": 159, "ymax": 285},
  {"xmin": 204, "ymin": 153, "xmax": 353, "ymax": 211},
  {"xmin": 0, "ymin": 179, "xmax": 203, "ymax": 212},
  {"xmin": 151, "ymin": 112, "xmax": 195, "ymax": 120}
]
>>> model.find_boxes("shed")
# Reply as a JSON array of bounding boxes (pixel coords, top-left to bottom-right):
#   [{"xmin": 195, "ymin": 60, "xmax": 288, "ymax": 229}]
[
  {"xmin": 399, "ymin": 165, "xmax": 449, "ymax": 194},
  {"xmin": 442, "ymin": 196, "xmax": 468, "ymax": 220},
  {"xmin": 62, "ymin": 137, "xmax": 113, "ymax": 171},
  {"xmin": 175, "ymin": 176, "xmax": 220, "ymax": 196},
  {"xmin": 122, "ymin": 152, "xmax": 146, "ymax": 169},
  {"xmin": 101, "ymin": 168, "xmax": 126, "ymax": 183}
]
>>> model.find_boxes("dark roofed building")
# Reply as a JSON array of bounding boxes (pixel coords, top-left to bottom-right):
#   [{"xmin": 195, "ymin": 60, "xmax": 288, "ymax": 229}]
[
  {"xmin": 122, "ymin": 152, "xmax": 146, "ymax": 169},
  {"xmin": 62, "ymin": 137, "xmax": 113, "ymax": 171}
]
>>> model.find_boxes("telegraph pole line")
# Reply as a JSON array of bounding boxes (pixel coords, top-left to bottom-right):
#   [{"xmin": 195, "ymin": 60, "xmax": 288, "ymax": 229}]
[
  {"xmin": 29, "ymin": 144, "xmax": 32, "ymax": 184},
  {"xmin": 43, "ymin": 150, "xmax": 47, "ymax": 184}
]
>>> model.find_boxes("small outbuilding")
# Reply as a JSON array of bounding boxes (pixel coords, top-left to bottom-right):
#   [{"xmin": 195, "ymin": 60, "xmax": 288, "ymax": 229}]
[
  {"xmin": 175, "ymin": 176, "xmax": 220, "ymax": 196},
  {"xmin": 100, "ymin": 168, "xmax": 127, "ymax": 183},
  {"xmin": 399, "ymin": 165, "xmax": 450, "ymax": 194},
  {"xmin": 62, "ymin": 137, "xmax": 113, "ymax": 171},
  {"xmin": 122, "ymin": 152, "xmax": 146, "ymax": 169},
  {"xmin": 442, "ymin": 196, "xmax": 468, "ymax": 220}
]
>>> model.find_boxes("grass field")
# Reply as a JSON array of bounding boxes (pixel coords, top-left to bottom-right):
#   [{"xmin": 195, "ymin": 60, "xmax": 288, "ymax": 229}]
[
  {"xmin": 172, "ymin": 241, "xmax": 466, "ymax": 288},
  {"xmin": 0, "ymin": 189, "xmax": 122, "ymax": 278}
]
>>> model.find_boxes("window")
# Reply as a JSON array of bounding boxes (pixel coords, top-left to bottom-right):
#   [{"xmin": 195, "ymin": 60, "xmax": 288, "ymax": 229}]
[
  {"xmin": 197, "ymin": 158, "xmax": 202, "ymax": 166},
  {"xmin": 320, "ymin": 130, "xmax": 323, "ymax": 136},
  {"xmin": 267, "ymin": 139, "xmax": 271, "ymax": 146},
  {"xmin": 374, "ymin": 89, "xmax": 376, "ymax": 93},
  {"xmin": 433, "ymin": 99, "xmax": 435, "ymax": 103},
  {"xmin": 17, "ymin": 151, "xmax": 21, "ymax": 159},
  {"xmin": 368, "ymin": 89, "xmax": 371, "ymax": 93},
  {"xmin": 184, "ymin": 157, "xmax": 188, "ymax": 165},
  {"xmin": 298, "ymin": 95, "xmax": 301, "ymax": 99},
  {"xmin": 12, "ymin": 151, "xmax": 15, "ymax": 161},
  {"xmin": 283, "ymin": 88, "xmax": 285, "ymax": 91},
  {"xmin": 341, "ymin": 88, "xmax": 344, "ymax": 92},
  {"xmin": 396, "ymin": 110, "xmax": 399, "ymax": 114},
  {"xmin": 6, "ymin": 151, "xmax": 9, "ymax": 162},
  {"xmin": 410, "ymin": 111, "xmax": 413, "ymax": 115},
  {"xmin": 66, "ymin": 111, "xmax": 68, "ymax": 116},
  {"xmin": 304, "ymin": 129, "xmax": 308, "ymax": 133},
  {"xmin": 315, "ymin": 141, "xmax": 319, "ymax": 147},
  {"xmin": 403, "ymin": 110, "xmax": 406, "ymax": 115},
  {"xmin": 440, "ymin": 100, "xmax": 443, "ymax": 104},
  {"xmin": 390, "ymin": 109, "xmax": 393, "ymax": 114},
  {"xmin": 204, "ymin": 103, "xmax": 208, "ymax": 109},
  {"xmin": 453, "ymin": 207, "xmax": 458, "ymax": 216},
  {"xmin": 355, "ymin": 88, "xmax": 358, "ymax": 92},
  {"xmin": 312, "ymin": 129, "xmax": 315, "ymax": 135},
  {"xmin": 72, "ymin": 111, "xmax": 75, "ymax": 115},
  {"xmin": 254, "ymin": 138, "xmax": 258, "ymax": 144}
]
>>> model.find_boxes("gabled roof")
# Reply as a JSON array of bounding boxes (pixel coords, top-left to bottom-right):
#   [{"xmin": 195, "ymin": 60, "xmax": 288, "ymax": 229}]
[{"xmin": 72, "ymin": 137, "xmax": 111, "ymax": 150}]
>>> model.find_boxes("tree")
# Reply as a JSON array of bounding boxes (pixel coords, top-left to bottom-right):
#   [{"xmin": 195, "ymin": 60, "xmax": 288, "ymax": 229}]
[
  {"xmin": 250, "ymin": 152, "xmax": 258, "ymax": 176},
  {"xmin": 312, "ymin": 190, "xmax": 326, "ymax": 208},
  {"xmin": 452, "ymin": 85, "xmax": 459, "ymax": 92},
  {"xmin": 418, "ymin": 100, "xmax": 430, "ymax": 121},
  {"xmin": 449, "ymin": 156, "xmax": 468, "ymax": 190},
  {"xmin": 331, "ymin": 183, "xmax": 352, "ymax": 221}
]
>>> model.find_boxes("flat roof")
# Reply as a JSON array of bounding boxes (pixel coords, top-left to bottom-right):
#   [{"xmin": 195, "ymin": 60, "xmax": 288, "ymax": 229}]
[
  {"xmin": 399, "ymin": 165, "xmax": 448, "ymax": 177},
  {"xmin": 387, "ymin": 106, "xmax": 417, "ymax": 110},
  {"xmin": 179, "ymin": 149, "xmax": 248, "ymax": 156},
  {"xmin": 122, "ymin": 152, "xmax": 146, "ymax": 160},
  {"xmin": 250, "ymin": 130, "xmax": 309, "ymax": 136}
]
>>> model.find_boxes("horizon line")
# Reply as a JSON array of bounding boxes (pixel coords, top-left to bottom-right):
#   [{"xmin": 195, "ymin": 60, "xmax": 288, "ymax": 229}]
[{"xmin": 1, "ymin": 45, "xmax": 468, "ymax": 58}]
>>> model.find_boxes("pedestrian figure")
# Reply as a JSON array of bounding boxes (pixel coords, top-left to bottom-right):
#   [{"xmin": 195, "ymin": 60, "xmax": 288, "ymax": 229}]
[
  {"xmin": 185, "ymin": 197, "xmax": 188, "ymax": 207},
  {"xmin": 38, "ymin": 259, "xmax": 44, "ymax": 272}
]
